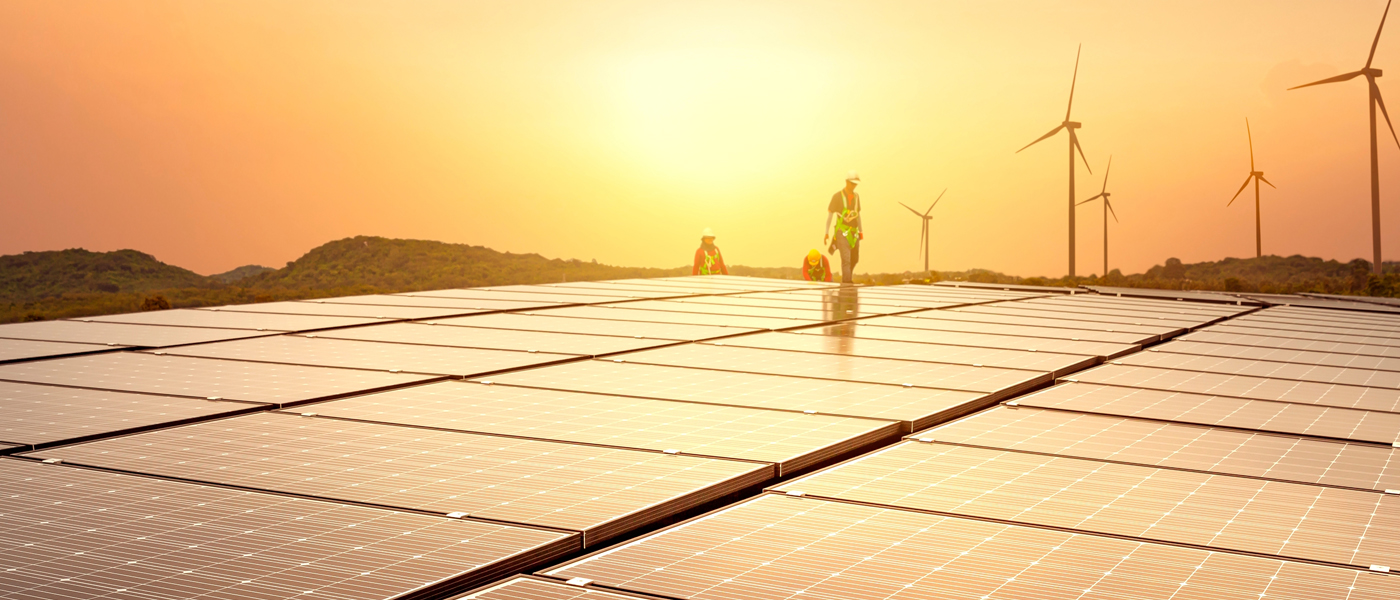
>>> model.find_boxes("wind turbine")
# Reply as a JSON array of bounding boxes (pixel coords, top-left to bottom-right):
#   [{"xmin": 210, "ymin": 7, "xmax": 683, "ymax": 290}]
[
  {"xmin": 1290, "ymin": 0, "xmax": 1400, "ymax": 276},
  {"xmin": 899, "ymin": 188, "xmax": 947, "ymax": 274},
  {"xmin": 1076, "ymin": 156, "xmax": 1117, "ymax": 278},
  {"xmin": 1227, "ymin": 119, "xmax": 1275, "ymax": 258},
  {"xmin": 1019, "ymin": 44, "xmax": 1091, "ymax": 278}
]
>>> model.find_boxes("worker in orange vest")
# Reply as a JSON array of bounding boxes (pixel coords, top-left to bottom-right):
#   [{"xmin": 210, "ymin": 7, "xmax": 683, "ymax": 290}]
[
  {"xmin": 692, "ymin": 228, "xmax": 729, "ymax": 275},
  {"xmin": 802, "ymin": 249, "xmax": 832, "ymax": 282}
]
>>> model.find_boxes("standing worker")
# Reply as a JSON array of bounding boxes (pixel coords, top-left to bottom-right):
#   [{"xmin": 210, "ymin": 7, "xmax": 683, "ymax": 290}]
[
  {"xmin": 692, "ymin": 227, "xmax": 729, "ymax": 275},
  {"xmin": 824, "ymin": 170, "xmax": 864, "ymax": 284},
  {"xmin": 802, "ymin": 249, "xmax": 833, "ymax": 282}
]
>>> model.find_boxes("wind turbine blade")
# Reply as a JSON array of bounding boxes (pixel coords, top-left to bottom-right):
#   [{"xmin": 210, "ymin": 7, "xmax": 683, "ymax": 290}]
[
  {"xmin": 1368, "ymin": 0, "xmax": 1394, "ymax": 69},
  {"xmin": 1076, "ymin": 194, "xmax": 1104, "ymax": 206},
  {"xmin": 926, "ymin": 188, "xmax": 947, "ymax": 214},
  {"xmin": 1372, "ymin": 79, "xmax": 1400, "ymax": 150},
  {"xmin": 1017, "ymin": 125, "xmax": 1064, "ymax": 153},
  {"xmin": 1246, "ymin": 118, "xmax": 1255, "ymax": 171},
  {"xmin": 1227, "ymin": 175, "xmax": 1252, "ymax": 206},
  {"xmin": 898, "ymin": 202, "xmax": 924, "ymax": 218},
  {"xmin": 1106, "ymin": 198, "xmax": 1118, "ymax": 223},
  {"xmin": 1288, "ymin": 70, "xmax": 1365, "ymax": 90},
  {"xmin": 1065, "ymin": 43, "xmax": 1082, "ymax": 121},
  {"xmin": 1259, "ymin": 174, "xmax": 1277, "ymax": 189},
  {"xmin": 1073, "ymin": 133, "xmax": 1092, "ymax": 174},
  {"xmin": 1101, "ymin": 155, "xmax": 1112, "ymax": 194}
]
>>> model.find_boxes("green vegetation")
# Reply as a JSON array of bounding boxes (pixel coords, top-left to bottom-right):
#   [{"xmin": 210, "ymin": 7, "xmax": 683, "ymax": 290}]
[
  {"xmin": 1, "ymin": 237, "xmax": 687, "ymax": 323},
  {"xmin": 6, "ymin": 240, "xmax": 1400, "ymax": 324},
  {"xmin": 928, "ymin": 255, "xmax": 1396, "ymax": 295}
]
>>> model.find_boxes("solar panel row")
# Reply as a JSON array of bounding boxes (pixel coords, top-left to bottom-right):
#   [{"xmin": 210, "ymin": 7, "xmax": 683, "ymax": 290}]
[
  {"xmin": 506, "ymin": 292, "xmax": 1400, "ymax": 600},
  {"xmin": 10, "ymin": 276, "xmax": 1007, "ymax": 599}
]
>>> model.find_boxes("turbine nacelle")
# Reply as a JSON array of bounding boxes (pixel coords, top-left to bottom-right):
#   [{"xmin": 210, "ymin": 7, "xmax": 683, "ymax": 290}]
[
  {"xmin": 1064, "ymin": 121, "xmax": 1082, "ymax": 129},
  {"xmin": 1367, "ymin": 67, "xmax": 1385, "ymax": 77}
]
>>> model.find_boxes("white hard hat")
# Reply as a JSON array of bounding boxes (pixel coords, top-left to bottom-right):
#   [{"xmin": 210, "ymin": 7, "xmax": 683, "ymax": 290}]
[
  {"xmin": 701, "ymin": 227, "xmax": 715, "ymax": 238},
  {"xmin": 846, "ymin": 170, "xmax": 861, "ymax": 184}
]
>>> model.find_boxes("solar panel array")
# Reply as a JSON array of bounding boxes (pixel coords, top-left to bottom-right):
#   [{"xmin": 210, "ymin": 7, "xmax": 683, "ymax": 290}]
[
  {"xmin": 515, "ymin": 288, "xmax": 1400, "ymax": 600},
  {"xmin": 10, "ymin": 276, "xmax": 1400, "ymax": 600}
]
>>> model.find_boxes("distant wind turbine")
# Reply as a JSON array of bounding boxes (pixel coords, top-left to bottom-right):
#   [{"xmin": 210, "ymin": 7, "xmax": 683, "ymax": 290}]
[
  {"xmin": 1076, "ymin": 156, "xmax": 1118, "ymax": 278},
  {"xmin": 1290, "ymin": 0, "xmax": 1400, "ymax": 275},
  {"xmin": 1227, "ymin": 119, "xmax": 1275, "ymax": 258},
  {"xmin": 1019, "ymin": 44, "xmax": 1091, "ymax": 278},
  {"xmin": 899, "ymin": 188, "xmax": 947, "ymax": 275}
]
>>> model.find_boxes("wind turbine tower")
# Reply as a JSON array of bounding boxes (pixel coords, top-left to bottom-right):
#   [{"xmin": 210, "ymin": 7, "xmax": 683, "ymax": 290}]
[
  {"xmin": 1077, "ymin": 156, "xmax": 1119, "ymax": 278},
  {"xmin": 1290, "ymin": 0, "xmax": 1399, "ymax": 275},
  {"xmin": 899, "ymin": 189, "xmax": 946, "ymax": 275},
  {"xmin": 1019, "ymin": 44, "xmax": 1091, "ymax": 278},
  {"xmin": 1228, "ymin": 119, "xmax": 1275, "ymax": 258}
]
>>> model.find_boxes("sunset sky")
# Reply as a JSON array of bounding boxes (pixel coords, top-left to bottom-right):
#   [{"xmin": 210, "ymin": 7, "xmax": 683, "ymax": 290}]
[{"xmin": 4, "ymin": 0, "xmax": 1400, "ymax": 277}]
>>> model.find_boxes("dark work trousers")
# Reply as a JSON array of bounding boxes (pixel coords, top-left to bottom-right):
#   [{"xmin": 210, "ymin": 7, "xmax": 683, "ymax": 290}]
[{"xmin": 837, "ymin": 235, "xmax": 859, "ymax": 283}]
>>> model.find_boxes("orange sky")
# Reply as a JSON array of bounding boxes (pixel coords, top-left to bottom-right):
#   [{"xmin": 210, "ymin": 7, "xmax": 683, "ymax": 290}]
[{"xmin": 3, "ymin": 0, "xmax": 1400, "ymax": 277}]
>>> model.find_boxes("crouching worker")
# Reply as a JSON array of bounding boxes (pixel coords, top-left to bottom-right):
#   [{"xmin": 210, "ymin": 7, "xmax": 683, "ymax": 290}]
[
  {"xmin": 802, "ymin": 249, "xmax": 832, "ymax": 282},
  {"xmin": 692, "ymin": 227, "xmax": 729, "ymax": 275}
]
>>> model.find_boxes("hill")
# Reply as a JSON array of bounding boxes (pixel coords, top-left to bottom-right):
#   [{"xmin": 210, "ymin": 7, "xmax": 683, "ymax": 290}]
[
  {"xmin": 0, "ymin": 237, "xmax": 689, "ymax": 323},
  {"xmin": 0, "ymin": 249, "xmax": 212, "ymax": 304}
]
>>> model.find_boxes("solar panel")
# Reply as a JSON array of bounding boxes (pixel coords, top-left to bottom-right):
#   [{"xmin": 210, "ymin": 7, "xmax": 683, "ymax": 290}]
[
  {"xmin": 405, "ymin": 289, "xmax": 639, "ymax": 304},
  {"xmin": 481, "ymin": 361, "xmax": 992, "ymax": 431},
  {"xmin": 1301, "ymin": 293, "xmax": 1400, "ymax": 308},
  {"xmin": 955, "ymin": 305, "xmax": 1191, "ymax": 334},
  {"xmin": 304, "ymin": 380, "xmax": 900, "ymax": 475},
  {"xmin": 943, "ymin": 305, "xmax": 1181, "ymax": 336},
  {"xmin": 428, "ymin": 312, "xmax": 757, "ymax": 341},
  {"xmin": 1015, "ymin": 382, "xmax": 1400, "ymax": 446},
  {"xmin": 472, "ymin": 284, "xmax": 670, "ymax": 298},
  {"xmin": 708, "ymin": 331, "xmax": 1096, "ymax": 376},
  {"xmin": 1153, "ymin": 340, "xmax": 1400, "ymax": 371},
  {"xmin": 923, "ymin": 406, "xmax": 1400, "ymax": 491},
  {"xmin": 0, "ymin": 458, "xmax": 576, "ymax": 600},
  {"xmin": 155, "ymin": 335, "xmax": 575, "ymax": 377},
  {"xmin": 936, "ymin": 279, "xmax": 1078, "ymax": 293},
  {"xmin": 864, "ymin": 312, "xmax": 1158, "ymax": 344},
  {"xmin": 1117, "ymin": 351, "xmax": 1400, "ymax": 388},
  {"xmin": 991, "ymin": 300, "xmax": 1211, "ymax": 328},
  {"xmin": 316, "ymin": 322, "xmax": 678, "ymax": 356},
  {"xmin": 1269, "ymin": 305, "xmax": 1400, "ymax": 326},
  {"xmin": 524, "ymin": 282, "xmax": 708, "ymax": 297},
  {"xmin": 1068, "ymin": 363, "xmax": 1400, "ymax": 412},
  {"xmin": 1181, "ymin": 329, "xmax": 1400, "ymax": 358},
  {"xmin": 1060, "ymin": 293, "xmax": 1253, "ymax": 316},
  {"xmin": 1243, "ymin": 308, "xmax": 1400, "ymax": 329},
  {"xmin": 30, "ymin": 412, "xmax": 771, "ymax": 545},
  {"xmin": 773, "ymin": 441, "xmax": 1400, "ymax": 569},
  {"xmin": 86, "ymin": 308, "xmax": 385, "ymax": 332},
  {"xmin": 1241, "ymin": 293, "xmax": 1400, "ymax": 314},
  {"xmin": 547, "ymin": 494, "xmax": 1399, "ymax": 600},
  {"xmin": 321, "ymin": 294, "xmax": 563, "ymax": 311},
  {"xmin": 0, "ymin": 320, "xmax": 270, "ymax": 348},
  {"xmin": 619, "ymin": 299, "xmax": 832, "ymax": 321},
  {"xmin": 456, "ymin": 576, "xmax": 646, "ymax": 600},
  {"xmin": 0, "ymin": 380, "xmax": 260, "ymax": 450},
  {"xmin": 1209, "ymin": 323, "xmax": 1400, "ymax": 347},
  {"xmin": 661, "ymin": 295, "xmax": 912, "ymax": 317},
  {"xmin": 613, "ymin": 344, "xmax": 1050, "ymax": 394},
  {"xmin": 0, "ymin": 338, "xmax": 120, "ymax": 363},
  {"xmin": 1029, "ymin": 295, "xmax": 1242, "ymax": 319},
  {"xmin": 1228, "ymin": 315, "xmax": 1400, "ymax": 338},
  {"xmin": 519, "ymin": 305, "xmax": 805, "ymax": 330},
  {"xmin": 1085, "ymin": 285, "xmax": 1261, "ymax": 305},
  {"xmin": 734, "ymin": 290, "xmax": 959, "ymax": 310},
  {"xmin": 0, "ymin": 352, "xmax": 439, "ymax": 407},
  {"xmin": 801, "ymin": 321, "xmax": 1141, "ymax": 358},
  {"xmin": 204, "ymin": 300, "xmax": 476, "ymax": 320}
]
